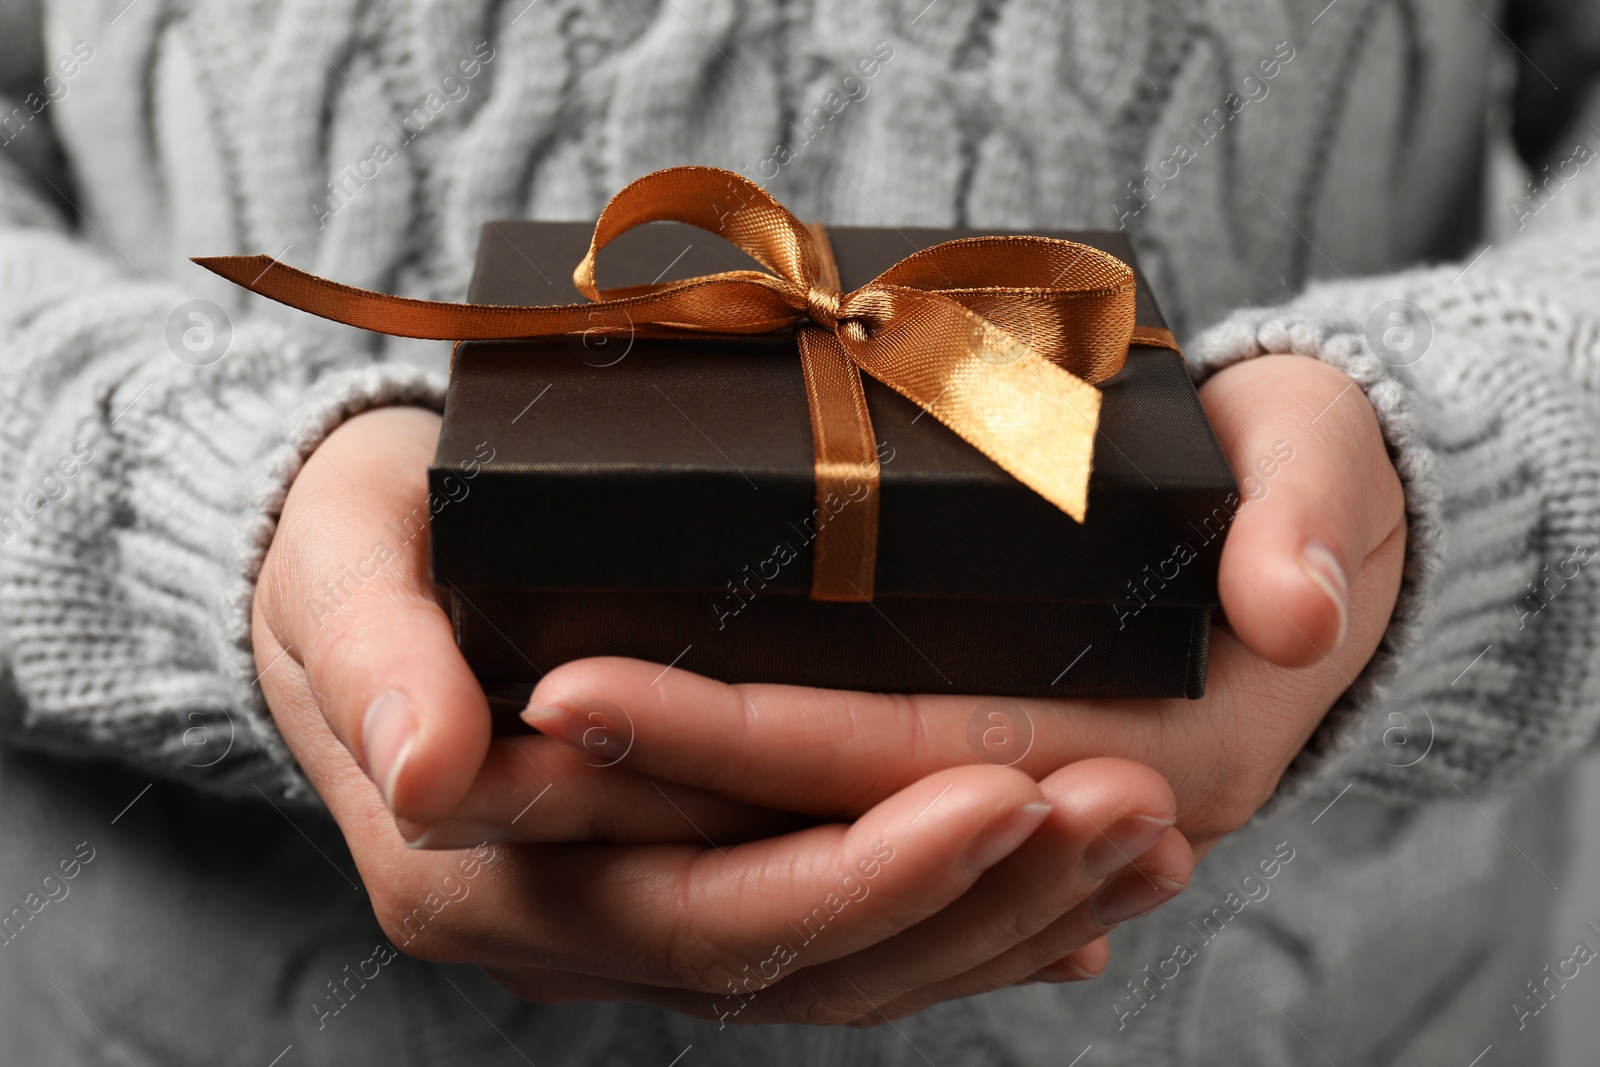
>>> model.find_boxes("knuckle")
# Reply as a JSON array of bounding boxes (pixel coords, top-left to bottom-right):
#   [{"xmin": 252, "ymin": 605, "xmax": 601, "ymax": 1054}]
[
  {"xmin": 800, "ymin": 999, "xmax": 867, "ymax": 1028},
  {"xmin": 731, "ymin": 968, "xmax": 878, "ymax": 1028},
  {"xmin": 1173, "ymin": 686, "xmax": 1293, "ymax": 840},
  {"xmin": 883, "ymin": 691, "xmax": 928, "ymax": 778},
  {"xmin": 650, "ymin": 932, "xmax": 745, "ymax": 996},
  {"xmin": 374, "ymin": 911, "xmax": 448, "ymax": 963},
  {"xmin": 776, "ymin": 973, "xmax": 872, "ymax": 1027},
  {"xmin": 365, "ymin": 884, "xmax": 474, "ymax": 966},
  {"xmin": 1015, "ymin": 931, "xmax": 1076, "ymax": 975},
  {"xmin": 1224, "ymin": 745, "xmax": 1289, "ymax": 824},
  {"xmin": 303, "ymin": 624, "xmax": 363, "ymax": 724},
  {"xmin": 1191, "ymin": 788, "xmax": 1263, "ymax": 841},
  {"xmin": 365, "ymin": 882, "xmax": 408, "ymax": 931},
  {"xmin": 976, "ymin": 904, "xmax": 1048, "ymax": 952},
  {"xmin": 307, "ymin": 614, "xmax": 361, "ymax": 679},
  {"xmin": 628, "ymin": 874, "xmax": 728, "ymax": 994}
]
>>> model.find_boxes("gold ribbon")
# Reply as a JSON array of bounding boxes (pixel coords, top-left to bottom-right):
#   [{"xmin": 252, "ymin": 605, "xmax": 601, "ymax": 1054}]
[{"xmin": 194, "ymin": 165, "xmax": 1177, "ymax": 602}]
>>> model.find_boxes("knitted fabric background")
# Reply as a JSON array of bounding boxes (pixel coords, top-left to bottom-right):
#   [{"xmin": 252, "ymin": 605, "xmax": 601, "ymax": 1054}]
[{"xmin": 1, "ymin": 0, "xmax": 1599, "ymax": 1063}]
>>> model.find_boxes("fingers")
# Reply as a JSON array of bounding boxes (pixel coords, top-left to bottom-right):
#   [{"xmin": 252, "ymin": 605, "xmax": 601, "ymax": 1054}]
[
  {"xmin": 266, "ymin": 620, "xmax": 1070, "ymax": 1014},
  {"xmin": 481, "ymin": 763, "xmax": 1188, "ymax": 1027},
  {"xmin": 425, "ymin": 764, "xmax": 1055, "ymax": 988},
  {"xmin": 516, "ymin": 644, "xmax": 1327, "ymax": 847},
  {"xmin": 884, "ymin": 826, "xmax": 1191, "ymax": 1016},
  {"xmin": 753, "ymin": 759, "xmax": 1182, "ymax": 1025},
  {"xmin": 523, "ymin": 659, "xmax": 1182, "ymax": 826},
  {"xmin": 524, "ymin": 657, "xmax": 934, "ymax": 817},
  {"xmin": 393, "ymin": 735, "xmax": 811, "ymax": 848},
  {"xmin": 1021, "ymin": 935, "xmax": 1111, "ymax": 984},
  {"xmin": 1199, "ymin": 354, "xmax": 1406, "ymax": 667},
  {"xmin": 258, "ymin": 407, "xmax": 490, "ymax": 822},
  {"xmin": 526, "ymin": 659, "xmax": 1131, "ymax": 822}
]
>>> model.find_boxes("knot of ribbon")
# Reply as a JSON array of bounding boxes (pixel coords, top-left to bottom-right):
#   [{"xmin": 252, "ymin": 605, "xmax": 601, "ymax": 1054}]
[
  {"xmin": 194, "ymin": 165, "xmax": 1178, "ymax": 602},
  {"xmin": 805, "ymin": 285, "xmax": 845, "ymax": 330}
]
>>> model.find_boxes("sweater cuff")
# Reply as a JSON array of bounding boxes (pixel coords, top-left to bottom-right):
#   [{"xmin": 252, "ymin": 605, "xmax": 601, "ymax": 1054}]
[
  {"xmin": 228, "ymin": 363, "xmax": 449, "ymax": 804},
  {"xmin": 1185, "ymin": 307, "xmax": 1444, "ymax": 804},
  {"xmin": 0, "ymin": 300, "xmax": 445, "ymax": 806}
]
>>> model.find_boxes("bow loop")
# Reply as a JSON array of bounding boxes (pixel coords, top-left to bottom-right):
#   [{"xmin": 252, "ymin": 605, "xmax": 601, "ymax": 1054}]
[
  {"xmin": 192, "ymin": 164, "xmax": 1181, "ymax": 600},
  {"xmin": 573, "ymin": 166, "xmax": 826, "ymax": 300}
]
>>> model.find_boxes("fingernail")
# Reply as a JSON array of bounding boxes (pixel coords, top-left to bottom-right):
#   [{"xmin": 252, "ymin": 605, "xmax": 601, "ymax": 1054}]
[
  {"xmin": 362, "ymin": 691, "xmax": 416, "ymax": 810},
  {"xmin": 962, "ymin": 801, "xmax": 1054, "ymax": 877},
  {"xmin": 1302, "ymin": 540, "xmax": 1350, "ymax": 649},
  {"xmin": 1093, "ymin": 871, "xmax": 1188, "ymax": 927},
  {"xmin": 521, "ymin": 705, "xmax": 582, "ymax": 746},
  {"xmin": 400, "ymin": 820, "xmax": 510, "ymax": 851},
  {"xmin": 1082, "ymin": 814, "xmax": 1176, "ymax": 881},
  {"xmin": 1032, "ymin": 957, "xmax": 1098, "ymax": 983}
]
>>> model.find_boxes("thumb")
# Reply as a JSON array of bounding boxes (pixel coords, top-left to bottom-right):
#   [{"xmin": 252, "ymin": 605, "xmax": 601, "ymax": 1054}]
[
  {"xmin": 260, "ymin": 407, "xmax": 490, "ymax": 821},
  {"xmin": 1201, "ymin": 355, "xmax": 1405, "ymax": 667}
]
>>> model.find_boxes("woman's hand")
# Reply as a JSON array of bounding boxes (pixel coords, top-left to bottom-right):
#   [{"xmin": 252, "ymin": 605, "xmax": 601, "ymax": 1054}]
[{"xmin": 251, "ymin": 407, "xmax": 1194, "ymax": 1024}]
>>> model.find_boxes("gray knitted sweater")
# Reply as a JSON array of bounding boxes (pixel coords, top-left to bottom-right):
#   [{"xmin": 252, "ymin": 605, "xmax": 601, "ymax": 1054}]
[{"xmin": 2, "ymin": 0, "xmax": 1599, "ymax": 1064}]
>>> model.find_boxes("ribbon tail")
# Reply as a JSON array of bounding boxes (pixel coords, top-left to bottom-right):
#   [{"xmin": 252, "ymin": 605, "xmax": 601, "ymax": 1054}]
[
  {"xmin": 193, "ymin": 256, "xmax": 513, "ymax": 340},
  {"xmin": 932, "ymin": 358, "xmax": 1101, "ymax": 524},
  {"xmin": 191, "ymin": 255, "xmax": 800, "ymax": 340},
  {"xmin": 843, "ymin": 291, "xmax": 1104, "ymax": 523}
]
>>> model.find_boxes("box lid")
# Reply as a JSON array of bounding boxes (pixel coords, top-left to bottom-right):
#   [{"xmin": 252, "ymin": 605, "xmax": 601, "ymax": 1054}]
[{"xmin": 430, "ymin": 220, "xmax": 1236, "ymax": 604}]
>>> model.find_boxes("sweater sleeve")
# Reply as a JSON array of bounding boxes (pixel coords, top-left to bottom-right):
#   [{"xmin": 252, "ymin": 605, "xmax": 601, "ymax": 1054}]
[
  {"xmin": 0, "ymin": 66, "xmax": 445, "ymax": 806},
  {"xmin": 1187, "ymin": 3, "xmax": 1600, "ymax": 802}
]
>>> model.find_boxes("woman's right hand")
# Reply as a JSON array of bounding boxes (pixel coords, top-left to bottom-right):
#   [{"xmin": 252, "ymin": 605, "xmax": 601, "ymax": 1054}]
[{"xmin": 251, "ymin": 406, "xmax": 1193, "ymax": 1024}]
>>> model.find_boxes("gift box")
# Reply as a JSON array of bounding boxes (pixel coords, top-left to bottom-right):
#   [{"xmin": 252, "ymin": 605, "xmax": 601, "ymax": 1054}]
[
  {"xmin": 430, "ymin": 226, "xmax": 1235, "ymax": 700},
  {"xmin": 197, "ymin": 168, "xmax": 1237, "ymax": 700}
]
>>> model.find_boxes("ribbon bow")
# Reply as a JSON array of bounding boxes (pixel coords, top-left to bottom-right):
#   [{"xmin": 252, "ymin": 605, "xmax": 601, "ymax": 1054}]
[{"xmin": 196, "ymin": 165, "xmax": 1176, "ymax": 601}]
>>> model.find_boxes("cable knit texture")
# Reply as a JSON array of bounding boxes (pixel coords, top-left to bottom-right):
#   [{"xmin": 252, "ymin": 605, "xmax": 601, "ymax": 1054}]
[{"xmin": 1, "ymin": 0, "xmax": 1599, "ymax": 1064}]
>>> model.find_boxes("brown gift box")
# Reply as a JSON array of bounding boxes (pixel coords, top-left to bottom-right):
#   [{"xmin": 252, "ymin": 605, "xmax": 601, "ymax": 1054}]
[{"xmin": 430, "ymin": 219, "xmax": 1237, "ymax": 701}]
